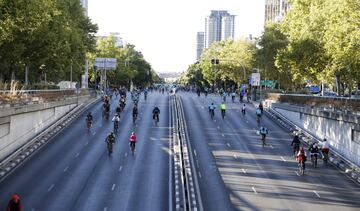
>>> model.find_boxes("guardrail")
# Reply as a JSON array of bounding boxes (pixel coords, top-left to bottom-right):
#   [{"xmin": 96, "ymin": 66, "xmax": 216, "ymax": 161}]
[
  {"xmin": 263, "ymin": 104, "xmax": 360, "ymax": 184},
  {"xmin": 171, "ymin": 95, "xmax": 203, "ymax": 211}
]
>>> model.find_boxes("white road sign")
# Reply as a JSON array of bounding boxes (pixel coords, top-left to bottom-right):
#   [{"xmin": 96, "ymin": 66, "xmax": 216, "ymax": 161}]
[
  {"xmin": 94, "ymin": 58, "xmax": 117, "ymax": 70},
  {"xmin": 251, "ymin": 73, "xmax": 260, "ymax": 86}
]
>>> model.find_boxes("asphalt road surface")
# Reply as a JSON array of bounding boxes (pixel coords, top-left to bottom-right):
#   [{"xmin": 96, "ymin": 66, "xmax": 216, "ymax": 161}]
[
  {"xmin": 0, "ymin": 92, "xmax": 171, "ymax": 211},
  {"xmin": 1, "ymin": 90, "xmax": 360, "ymax": 211},
  {"xmin": 180, "ymin": 91, "xmax": 360, "ymax": 211}
]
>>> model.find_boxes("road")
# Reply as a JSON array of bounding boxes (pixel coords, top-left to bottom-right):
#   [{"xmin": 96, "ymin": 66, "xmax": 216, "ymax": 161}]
[
  {"xmin": 0, "ymin": 92, "xmax": 171, "ymax": 211},
  {"xmin": 180, "ymin": 91, "xmax": 360, "ymax": 211},
  {"xmin": 1, "ymin": 90, "xmax": 360, "ymax": 211}
]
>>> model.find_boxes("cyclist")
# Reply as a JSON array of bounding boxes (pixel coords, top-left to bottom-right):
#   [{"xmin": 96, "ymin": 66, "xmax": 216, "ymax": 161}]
[
  {"xmin": 153, "ymin": 106, "xmax": 160, "ymax": 123},
  {"xmin": 297, "ymin": 147, "xmax": 307, "ymax": 174},
  {"xmin": 107, "ymin": 132, "xmax": 116, "ymax": 144},
  {"xmin": 259, "ymin": 126, "xmax": 269, "ymax": 146},
  {"xmin": 129, "ymin": 132, "xmax": 137, "ymax": 154},
  {"xmin": 86, "ymin": 112, "xmax": 93, "ymax": 129},
  {"xmin": 231, "ymin": 91, "xmax": 236, "ymax": 102},
  {"xmin": 259, "ymin": 103, "xmax": 264, "ymax": 114},
  {"xmin": 309, "ymin": 142, "xmax": 320, "ymax": 167},
  {"xmin": 320, "ymin": 138, "xmax": 330, "ymax": 163},
  {"xmin": 222, "ymin": 91, "xmax": 227, "ymax": 102},
  {"xmin": 112, "ymin": 113, "xmax": 120, "ymax": 132},
  {"xmin": 291, "ymin": 134, "xmax": 301, "ymax": 157},
  {"xmin": 144, "ymin": 88, "xmax": 148, "ymax": 100},
  {"xmin": 241, "ymin": 104, "xmax": 246, "ymax": 115},
  {"xmin": 204, "ymin": 87, "xmax": 208, "ymax": 97},
  {"xmin": 208, "ymin": 102, "xmax": 216, "ymax": 118},
  {"xmin": 132, "ymin": 105, "xmax": 138, "ymax": 122},
  {"xmin": 256, "ymin": 107, "xmax": 262, "ymax": 123},
  {"xmin": 115, "ymin": 105, "xmax": 121, "ymax": 115},
  {"xmin": 6, "ymin": 194, "xmax": 22, "ymax": 211},
  {"xmin": 103, "ymin": 95, "xmax": 109, "ymax": 104},
  {"xmin": 220, "ymin": 102, "xmax": 226, "ymax": 119}
]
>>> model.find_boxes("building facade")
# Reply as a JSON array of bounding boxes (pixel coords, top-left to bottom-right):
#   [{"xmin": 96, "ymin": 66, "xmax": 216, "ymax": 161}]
[
  {"xmin": 196, "ymin": 32, "xmax": 205, "ymax": 60},
  {"xmin": 80, "ymin": 0, "xmax": 88, "ymax": 16},
  {"xmin": 204, "ymin": 10, "xmax": 235, "ymax": 48},
  {"xmin": 265, "ymin": 0, "xmax": 290, "ymax": 24}
]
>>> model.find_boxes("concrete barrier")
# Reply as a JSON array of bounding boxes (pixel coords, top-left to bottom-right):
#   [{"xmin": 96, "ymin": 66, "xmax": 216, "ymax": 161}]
[{"xmin": 0, "ymin": 95, "xmax": 92, "ymax": 161}]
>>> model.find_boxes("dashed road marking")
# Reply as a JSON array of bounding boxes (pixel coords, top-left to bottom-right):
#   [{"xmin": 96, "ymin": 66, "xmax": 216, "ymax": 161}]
[
  {"xmin": 75, "ymin": 152, "xmax": 80, "ymax": 158},
  {"xmin": 217, "ymin": 126, "xmax": 220, "ymax": 129},
  {"xmin": 280, "ymin": 156, "xmax": 286, "ymax": 162},
  {"xmin": 84, "ymin": 142, "xmax": 89, "ymax": 146},
  {"xmin": 313, "ymin": 191, "xmax": 321, "ymax": 198},
  {"xmin": 246, "ymin": 121, "xmax": 249, "ymax": 123},
  {"xmin": 234, "ymin": 154, "xmax": 237, "ymax": 159},
  {"xmin": 295, "ymin": 171, "xmax": 300, "ymax": 176},
  {"xmin": 92, "ymin": 132, "xmax": 96, "ymax": 136},
  {"xmin": 198, "ymin": 171, "xmax": 202, "ymax": 178},
  {"xmin": 242, "ymin": 169, "xmax": 246, "ymax": 174},
  {"xmin": 118, "ymin": 166, "xmax": 122, "ymax": 172},
  {"xmin": 31, "ymin": 208, "xmax": 35, "ymax": 211},
  {"xmin": 111, "ymin": 184, "xmax": 116, "ymax": 191},
  {"xmin": 48, "ymin": 184, "xmax": 55, "ymax": 192},
  {"xmin": 125, "ymin": 153, "xmax": 128, "ymax": 157},
  {"xmin": 269, "ymin": 145, "xmax": 274, "ymax": 149},
  {"xmin": 63, "ymin": 166, "xmax": 69, "ymax": 173},
  {"xmin": 227, "ymin": 143, "xmax": 231, "ymax": 148},
  {"xmin": 194, "ymin": 150, "xmax": 197, "ymax": 157},
  {"xmin": 252, "ymin": 187, "xmax": 258, "ymax": 194},
  {"xmin": 221, "ymin": 133, "xmax": 225, "ymax": 137},
  {"xmin": 103, "ymin": 207, "xmax": 108, "ymax": 211}
]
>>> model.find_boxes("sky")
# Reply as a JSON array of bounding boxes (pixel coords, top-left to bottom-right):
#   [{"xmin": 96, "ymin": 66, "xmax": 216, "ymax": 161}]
[{"xmin": 88, "ymin": 0, "xmax": 265, "ymax": 73}]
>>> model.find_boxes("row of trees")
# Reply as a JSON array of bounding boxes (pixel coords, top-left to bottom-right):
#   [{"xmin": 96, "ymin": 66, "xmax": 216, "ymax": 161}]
[
  {"xmin": 180, "ymin": 0, "xmax": 360, "ymax": 93},
  {"xmin": 87, "ymin": 36, "xmax": 163, "ymax": 88},
  {"xmin": 0, "ymin": 0, "xmax": 97, "ymax": 84}
]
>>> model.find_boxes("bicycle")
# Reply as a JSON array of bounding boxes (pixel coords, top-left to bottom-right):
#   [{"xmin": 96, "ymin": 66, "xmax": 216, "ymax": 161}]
[
  {"xmin": 210, "ymin": 109, "xmax": 215, "ymax": 119},
  {"xmin": 299, "ymin": 161, "xmax": 305, "ymax": 175},
  {"xmin": 107, "ymin": 141, "xmax": 113, "ymax": 156},
  {"xmin": 113, "ymin": 121, "xmax": 119, "ymax": 133},
  {"xmin": 261, "ymin": 134, "xmax": 266, "ymax": 147},
  {"xmin": 322, "ymin": 150, "xmax": 329, "ymax": 166},
  {"xmin": 231, "ymin": 96, "xmax": 235, "ymax": 103},
  {"xmin": 153, "ymin": 114, "xmax": 159, "ymax": 126},
  {"xmin": 241, "ymin": 108, "xmax": 246, "ymax": 116},
  {"xmin": 311, "ymin": 153, "xmax": 318, "ymax": 168},
  {"xmin": 293, "ymin": 145, "xmax": 300, "ymax": 158},
  {"xmin": 86, "ymin": 120, "xmax": 92, "ymax": 131},
  {"xmin": 130, "ymin": 142, "xmax": 136, "ymax": 156},
  {"xmin": 221, "ymin": 109, "xmax": 225, "ymax": 119},
  {"xmin": 133, "ymin": 113, "xmax": 137, "ymax": 124},
  {"xmin": 256, "ymin": 114, "xmax": 261, "ymax": 125}
]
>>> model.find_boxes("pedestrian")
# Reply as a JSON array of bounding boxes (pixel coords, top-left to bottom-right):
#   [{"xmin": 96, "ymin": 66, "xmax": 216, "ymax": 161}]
[{"xmin": 6, "ymin": 194, "xmax": 22, "ymax": 211}]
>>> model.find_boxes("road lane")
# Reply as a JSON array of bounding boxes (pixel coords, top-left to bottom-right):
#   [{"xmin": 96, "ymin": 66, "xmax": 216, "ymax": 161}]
[
  {"xmin": 0, "ymin": 92, "xmax": 171, "ymax": 211},
  {"xmin": 180, "ymin": 91, "xmax": 360, "ymax": 211}
]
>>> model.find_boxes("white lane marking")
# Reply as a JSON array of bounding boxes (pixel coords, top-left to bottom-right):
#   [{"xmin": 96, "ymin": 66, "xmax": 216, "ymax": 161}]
[
  {"xmin": 295, "ymin": 171, "xmax": 300, "ymax": 176},
  {"xmin": 84, "ymin": 142, "xmax": 89, "ymax": 146},
  {"xmin": 111, "ymin": 184, "xmax": 116, "ymax": 191},
  {"xmin": 92, "ymin": 132, "xmax": 96, "ymax": 136},
  {"xmin": 103, "ymin": 207, "xmax": 108, "ymax": 211},
  {"xmin": 125, "ymin": 153, "xmax": 128, "ymax": 157},
  {"xmin": 246, "ymin": 121, "xmax": 249, "ymax": 123},
  {"xmin": 221, "ymin": 133, "xmax": 225, "ymax": 137},
  {"xmin": 217, "ymin": 126, "xmax": 220, "ymax": 129},
  {"xmin": 280, "ymin": 156, "xmax": 286, "ymax": 162},
  {"xmin": 63, "ymin": 166, "xmax": 69, "ymax": 173},
  {"xmin": 252, "ymin": 187, "xmax": 258, "ymax": 194},
  {"xmin": 242, "ymin": 169, "xmax": 247, "ymax": 174},
  {"xmin": 118, "ymin": 166, "xmax": 122, "ymax": 172},
  {"xmin": 269, "ymin": 145, "xmax": 274, "ymax": 149},
  {"xmin": 194, "ymin": 150, "xmax": 197, "ymax": 157},
  {"xmin": 198, "ymin": 171, "xmax": 202, "ymax": 178},
  {"xmin": 234, "ymin": 154, "xmax": 238, "ymax": 159},
  {"xmin": 48, "ymin": 184, "xmax": 55, "ymax": 192},
  {"xmin": 227, "ymin": 143, "xmax": 231, "ymax": 147},
  {"xmin": 313, "ymin": 191, "xmax": 321, "ymax": 198},
  {"xmin": 75, "ymin": 152, "xmax": 80, "ymax": 158}
]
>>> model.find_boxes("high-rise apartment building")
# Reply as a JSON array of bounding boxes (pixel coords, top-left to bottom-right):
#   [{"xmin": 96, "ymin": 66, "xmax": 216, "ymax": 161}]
[
  {"xmin": 196, "ymin": 32, "xmax": 205, "ymax": 60},
  {"xmin": 265, "ymin": 0, "xmax": 289, "ymax": 24},
  {"xmin": 204, "ymin": 10, "xmax": 235, "ymax": 48},
  {"xmin": 80, "ymin": 0, "xmax": 88, "ymax": 16}
]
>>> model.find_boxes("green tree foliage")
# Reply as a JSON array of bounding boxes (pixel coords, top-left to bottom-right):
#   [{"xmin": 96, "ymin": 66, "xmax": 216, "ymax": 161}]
[
  {"xmin": 88, "ymin": 36, "xmax": 158, "ymax": 88},
  {"xmin": 0, "ymin": 0, "xmax": 97, "ymax": 84}
]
